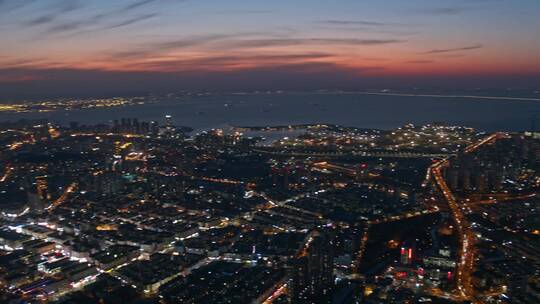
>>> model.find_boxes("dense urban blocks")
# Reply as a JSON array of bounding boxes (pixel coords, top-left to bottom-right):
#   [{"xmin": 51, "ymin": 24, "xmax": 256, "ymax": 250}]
[{"xmin": 0, "ymin": 118, "xmax": 539, "ymax": 303}]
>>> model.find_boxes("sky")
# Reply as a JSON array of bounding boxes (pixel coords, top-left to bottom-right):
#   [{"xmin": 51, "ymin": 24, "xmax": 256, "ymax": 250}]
[{"xmin": 0, "ymin": 0, "xmax": 539, "ymax": 98}]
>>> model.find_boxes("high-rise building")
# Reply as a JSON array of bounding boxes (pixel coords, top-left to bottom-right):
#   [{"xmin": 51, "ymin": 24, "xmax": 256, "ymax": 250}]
[
  {"xmin": 150, "ymin": 121, "xmax": 159, "ymax": 136},
  {"xmin": 400, "ymin": 245, "xmax": 413, "ymax": 265},
  {"xmin": 27, "ymin": 190, "xmax": 45, "ymax": 213},
  {"xmin": 289, "ymin": 231, "xmax": 335, "ymax": 303},
  {"xmin": 36, "ymin": 176, "xmax": 49, "ymax": 201},
  {"xmin": 475, "ymin": 173, "xmax": 486, "ymax": 193},
  {"xmin": 461, "ymin": 169, "xmax": 471, "ymax": 191},
  {"xmin": 165, "ymin": 114, "xmax": 172, "ymax": 125},
  {"xmin": 356, "ymin": 163, "xmax": 369, "ymax": 181},
  {"xmin": 164, "ymin": 115, "xmax": 174, "ymax": 138},
  {"xmin": 133, "ymin": 118, "xmax": 140, "ymax": 134},
  {"xmin": 447, "ymin": 169, "xmax": 459, "ymax": 190},
  {"xmin": 283, "ymin": 166, "xmax": 290, "ymax": 189}
]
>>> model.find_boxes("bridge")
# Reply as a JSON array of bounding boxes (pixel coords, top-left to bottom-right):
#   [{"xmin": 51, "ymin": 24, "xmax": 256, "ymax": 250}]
[{"xmin": 253, "ymin": 148, "xmax": 450, "ymax": 159}]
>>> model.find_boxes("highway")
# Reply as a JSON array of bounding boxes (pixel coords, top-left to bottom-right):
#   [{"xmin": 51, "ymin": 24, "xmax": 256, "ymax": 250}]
[
  {"xmin": 312, "ymin": 161, "xmax": 357, "ymax": 177},
  {"xmin": 262, "ymin": 283, "xmax": 288, "ymax": 304},
  {"xmin": 367, "ymin": 207, "xmax": 440, "ymax": 225},
  {"xmin": 429, "ymin": 133, "xmax": 503, "ymax": 302},
  {"xmin": 253, "ymin": 148, "xmax": 450, "ymax": 159},
  {"xmin": 46, "ymin": 182, "xmax": 78, "ymax": 211},
  {"xmin": 0, "ymin": 165, "xmax": 14, "ymax": 182},
  {"xmin": 352, "ymin": 224, "xmax": 370, "ymax": 276},
  {"xmin": 463, "ymin": 133, "xmax": 503, "ymax": 154},
  {"xmin": 467, "ymin": 193, "xmax": 537, "ymax": 206},
  {"xmin": 432, "ymin": 163, "xmax": 475, "ymax": 300}
]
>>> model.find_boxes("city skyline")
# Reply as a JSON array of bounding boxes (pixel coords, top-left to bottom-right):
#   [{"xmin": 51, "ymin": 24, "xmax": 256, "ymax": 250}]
[{"xmin": 1, "ymin": 0, "xmax": 540, "ymax": 98}]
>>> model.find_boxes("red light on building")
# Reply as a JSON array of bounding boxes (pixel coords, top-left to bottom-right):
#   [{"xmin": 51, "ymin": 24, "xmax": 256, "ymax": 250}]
[
  {"xmin": 400, "ymin": 246, "xmax": 412, "ymax": 265},
  {"xmin": 447, "ymin": 271, "xmax": 453, "ymax": 280},
  {"xmin": 395, "ymin": 271, "xmax": 408, "ymax": 279}
]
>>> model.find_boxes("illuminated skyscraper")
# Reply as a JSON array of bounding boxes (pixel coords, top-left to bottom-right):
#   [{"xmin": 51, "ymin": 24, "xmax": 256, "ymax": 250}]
[
  {"xmin": 400, "ymin": 245, "xmax": 413, "ymax": 265},
  {"xmin": 165, "ymin": 115, "xmax": 173, "ymax": 128},
  {"xmin": 289, "ymin": 231, "xmax": 335, "ymax": 303},
  {"xmin": 36, "ymin": 176, "xmax": 49, "ymax": 201}
]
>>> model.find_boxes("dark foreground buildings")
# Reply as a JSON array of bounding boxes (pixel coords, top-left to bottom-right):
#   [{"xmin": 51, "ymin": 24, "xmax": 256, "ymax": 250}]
[
  {"xmin": 289, "ymin": 231, "xmax": 335, "ymax": 303},
  {"xmin": 0, "ymin": 119, "xmax": 539, "ymax": 303}
]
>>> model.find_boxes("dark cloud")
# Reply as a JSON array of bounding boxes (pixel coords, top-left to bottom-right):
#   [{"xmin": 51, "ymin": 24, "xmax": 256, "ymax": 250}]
[
  {"xmin": 25, "ymin": 0, "xmax": 82, "ymax": 26},
  {"xmin": 0, "ymin": 0, "xmax": 36, "ymax": 13},
  {"xmin": 27, "ymin": 15, "xmax": 56, "ymax": 26},
  {"xmin": 227, "ymin": 9, "xmax": 273, "ymax": 14},
  {"xmin": 123, "ymin": 0, "xmax": 157, "ymax": 11},
  {"xmin": 101, "ymin": 35, "xmax": 404, "ymax": 65},
  {"xmin": 220, "ymin": 38, "xmax": 404, "ymax": 48},
  {"xmin": 321, "ymin": 20, "xmax": 386, "ymax": 26},
  {"xmin": 316, "ymin": 19, "xmax": 420, "ymax": 37},
  {"xmin": 0, "ymin": 58, "xmax": 47, "ymax": 68},
  {"xmin": 105, "ymin": 32, "xmax": 280, "ymax": 60},
  {"xmin": 153, "ymin": 34, "xmax": 237, "ymax": 49},
  {"xmin": 205, "ymin": 8, "xmax": 273, "ymax": 15},
  {"xmin": 105, "ymin": 13, "xmax": 158, "ymax": 30},
  {"xmin": 32, "ymin": 0, "xmax": 170, "ymax": 34},
  {"xmin": 405, "ymin": 60, "xmax": 434, "ymax": 64},
  {"xmin": 423, "ymin": 44, "xmax": 483, "ymax": 54},
  {"xmin": 418, "ymin": 7, "xmax": 468, "ymax": 15},
  {"xmin": 127, "ymin": 52, "xmax": 336, "ymax": 71},
  {"xmin": 52, "ymin": 13, "xmax": 158, "ymax": 35},
  {"xmin": 461, "ymin": 0, "xmax": 503, "ymax": 2},
  {"xmin": 110, "ymin": 36, "xmax": 403, "ymax": 63},
  {"xmin": 46, "ymin": 20, "xmax": 91, "ymax": 34}
]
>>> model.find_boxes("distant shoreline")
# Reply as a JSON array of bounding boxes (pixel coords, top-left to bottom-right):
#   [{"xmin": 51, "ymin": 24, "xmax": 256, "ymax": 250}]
[{"xmin": 313, "ymin": 91, "xmax": 540, "ymax": 102}]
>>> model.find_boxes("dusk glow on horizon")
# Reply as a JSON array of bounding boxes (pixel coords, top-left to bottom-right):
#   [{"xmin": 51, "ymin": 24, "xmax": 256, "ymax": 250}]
[{"xmin": 1, "ymin": 0, "xmax": 539, "ymax": 97}]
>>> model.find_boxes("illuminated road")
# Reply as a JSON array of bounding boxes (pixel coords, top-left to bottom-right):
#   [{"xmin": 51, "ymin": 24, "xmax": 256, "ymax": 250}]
[
  {"xmin": 262, "ymin": 283, "xmax": 287, "ymax": 304},
  {"xmin": 200, "ymin": 176, "xmax": 243, "ymax": 185},
  {"xmin": 313, "ymin": 161, "xmax": 356, "ymax": 176},
  {"xmin": 422, "ymin": 133, "xmax": 503, "ymax": 188},
  {"xmin": 367, "ymin": 207, "xmax": 440, "ymax": 225},
  {"xmin": 0, "ymin": 165, "xmax": 13, "ymax": 182},
  {"xmin": 312, "ymin": 162, "xmax": 382, "ymax": 180},
  {"xmin": 463, "ymin": 133, "xmax": 503, "ymax": 154},
  {"xmin": 468, "ymin": 193, "xmax": 537, "ymax": 206},
  {"xmin": 429, "ymin": 133, "xmax": 503, "ymax": 302},
  {"xmin": 253, "ymin": 148, "xmax": 449, "ymax": 159},
  {"xmin": 432, "ymin": 163, "xmax": 475, "ymax": 299},
  {"xmin": 352, "ymin": 224, "xmax": 370, "ymax": 276},
  {"xmin": 7, "ymin": 138, "xmax": 34, "ymax": 151},
  {"xmin": 47, "ymin": 182, "xmax": 78, "ymax": 211}
]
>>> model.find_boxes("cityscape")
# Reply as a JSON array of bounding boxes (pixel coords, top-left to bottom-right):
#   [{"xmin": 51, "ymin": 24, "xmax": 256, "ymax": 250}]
[
  {"xmin": 0, "ymin": 116, "xmax": 538, "ymax": 303},
  {"xmin": 1, "ymin": 0, "xmax": 540, "ymax": 303},
  {"xmin": 0, "ymin": 97, "xmax": 152, "ymax": 114}
]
